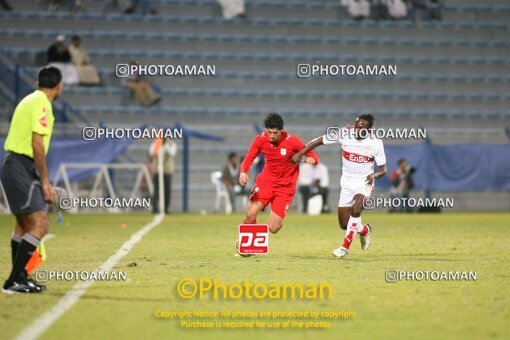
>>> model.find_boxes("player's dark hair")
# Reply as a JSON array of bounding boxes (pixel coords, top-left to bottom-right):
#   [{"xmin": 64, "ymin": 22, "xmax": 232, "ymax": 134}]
[
  {"xmin": 228, "ymin": 152, "xmax": 237, "ymax": 160},
  {"xmin": 397, "ymin": 158, "xmax": 407, "ymax": 165},
  {"xmin": 38, "ymin": 66, "xmax": 62, "ymax": 89},
  {"xmin": 356, "ymin": 114, "xmax": 374, "ymax": 128},
  {"xmin": 72, "ymin": 35, "xmax": 81, "ymax": 41},
  {"xmin": 264, "ymin": 113, "xmax": 284, "ymax": 130}
]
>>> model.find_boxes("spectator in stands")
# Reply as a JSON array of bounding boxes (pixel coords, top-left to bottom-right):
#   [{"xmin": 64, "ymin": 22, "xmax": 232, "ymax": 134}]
[
  {"xmin": 121, "ymin": 60, "xmax": 161, "ymax": 107},
  {"xmin": 217, "ymin": 0, "xmax": 246, "ymax": 19},
  {"xmin": 426, "ymin": 0, "xmax": 443, "ymax": 21},
  {"xmin": 68, "ymin": 35, "xmax": 101, "ymax": 86},
  {"xmin": 123, "ymin": 0, "xmax": 157, "ymax": 15},
  {"xmin": 406, "ymin": 0, "xmax": 423, "ymax": 20},
  {"xmin": 149, "ymin": 137, "xmax": 177, "ymax": 214},
  {"xmin": 298, "ymin": 163, "xmax": 314, "ymax": 213},
  {"xmin": 221, "ymin": 152, "xmax": 241, "ymax": 212},
  {"xmin": 48, "ymin": 0, "xmax": 84, "ymax": 12},
  {"xmin": 342, "ymin": 0, "xmax": 371, "ymax": 21},
  {"xmin": 389, "ymin": 158, "xmax": 415, "ymax": 212},
  {"xmin": 312, "ymin": 163, "xmax": 330, "ymax": 213},
  {"xmin": 47, "ymin": 35, "xmax": 79, "ymax": 86},
  {"xmin": 299, "ymin": 163, "xmax": 330, "ymax": 213},
  {"xmin": 406, "ymin": 0, "xmax": 442, "ymax": 21},
  {"xmin": 0, "ymin": 0, "xmax": 13, "ymax": 11},
  {"xmin": 372, "ymin": 0, "xmax": 389, "ymax": 20},
  {"xmin": 386, "ymin": 0, "xmax": 408, "ymax": 20}
]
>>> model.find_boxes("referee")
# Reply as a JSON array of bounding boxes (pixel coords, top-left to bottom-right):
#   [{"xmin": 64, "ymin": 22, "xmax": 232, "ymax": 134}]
[{"xmin": 1, "ymin": 67, "xmax": 61, "ymax": 294}]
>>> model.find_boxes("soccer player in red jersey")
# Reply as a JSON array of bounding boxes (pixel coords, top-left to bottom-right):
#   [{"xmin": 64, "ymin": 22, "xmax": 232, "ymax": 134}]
[{"xmin": 236, "ymin": 113, "xmax": 319, "ymax": 254}]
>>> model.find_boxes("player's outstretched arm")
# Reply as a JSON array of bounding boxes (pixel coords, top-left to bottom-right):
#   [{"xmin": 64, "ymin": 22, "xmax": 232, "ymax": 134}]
[
  {"xmin": 366, "ymin": 164, "xmax": 388, "ymax": 185},
  {"xmin": 291, "ymin": 136, "xmax": 323, "ymax": 164},
  {"xmin": 239, "ymin": 172, "xmax": 250, "ymax": 186},
  {"xmin": 366, "ymin": 140, "xmax": 388, "ymax": 185},
  {"xmin": 239, "ymin": 136, "xmax": 262, "ymax": 186}
]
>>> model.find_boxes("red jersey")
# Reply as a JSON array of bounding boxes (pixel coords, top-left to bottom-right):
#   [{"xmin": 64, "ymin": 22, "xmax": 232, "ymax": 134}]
[{"xmin": 241, "ymin": 131, "xmax": 319, "ymax": 187}]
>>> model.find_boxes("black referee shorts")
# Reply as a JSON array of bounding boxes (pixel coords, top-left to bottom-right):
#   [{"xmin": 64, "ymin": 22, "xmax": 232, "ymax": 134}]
[{"xmin": 0, "ymin": 152, "xmax": 47, "ymax": 215}]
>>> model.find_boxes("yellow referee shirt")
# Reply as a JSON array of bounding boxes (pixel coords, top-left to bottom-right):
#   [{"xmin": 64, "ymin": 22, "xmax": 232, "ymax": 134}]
[{"xmin": 4, "ymin": 90, "xmax": 55, "ymax": 158}]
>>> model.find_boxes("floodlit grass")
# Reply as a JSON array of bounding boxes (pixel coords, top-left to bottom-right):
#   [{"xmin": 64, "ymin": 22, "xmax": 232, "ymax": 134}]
[{"xmin": 1, "ymin": 212, "xmax": 509, "ymax": 339}]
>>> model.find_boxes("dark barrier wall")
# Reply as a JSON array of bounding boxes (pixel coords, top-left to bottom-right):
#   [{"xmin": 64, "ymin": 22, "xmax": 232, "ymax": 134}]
[
  {"xmin": 379, "ymin": 143, "xmax": 510, "ymax": 191},
  {"xmin": 0, "ymin": 137, "xmax": 133, "ymax": 183}
]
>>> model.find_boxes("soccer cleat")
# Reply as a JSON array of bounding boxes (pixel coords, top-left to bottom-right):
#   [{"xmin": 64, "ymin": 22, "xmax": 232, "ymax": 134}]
[
  {"xmin": 360, "ymin": 224, "xmax": 372, "ymax": 251},
  {"xmin": 235, "ymin": 240, "xmax": 253, "ymax": 257},
  {"xmin": 332, "ymin": 246, "xmax": 349, "ymax": 258},
  {"xmin": 26, "ymin": 276, "xmax": 47, "ymax": 292},
  {"xmin": 18, "ymin": 271, "xmax": 47, "ymax": 292},
  {"xmin": 2, "ymin": 281, "xmax": 40, "ymax": 295}
]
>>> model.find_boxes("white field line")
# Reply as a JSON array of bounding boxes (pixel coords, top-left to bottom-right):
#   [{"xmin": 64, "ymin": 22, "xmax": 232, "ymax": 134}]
[{"xmin": 16, "ymin": 213, "xmax": 165, "ymax": 340}]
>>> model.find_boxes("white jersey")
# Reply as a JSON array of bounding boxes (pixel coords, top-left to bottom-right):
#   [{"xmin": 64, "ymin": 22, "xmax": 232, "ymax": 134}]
[{"xmin": 322, "ymin": 126, "xmax": 386, "ymax": 181}]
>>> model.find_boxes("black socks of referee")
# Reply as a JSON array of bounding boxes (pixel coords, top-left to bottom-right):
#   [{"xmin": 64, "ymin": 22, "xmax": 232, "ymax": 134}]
[
  {"xmin": 6, "ymin": 233, "xmax": 39, "ymax": 285},
  {"xmin": 11, "ymin": 233, "xmax": 22, "ymax": 265}
]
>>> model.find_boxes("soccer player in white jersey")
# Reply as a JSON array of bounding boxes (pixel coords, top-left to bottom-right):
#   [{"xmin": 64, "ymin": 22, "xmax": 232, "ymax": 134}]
[{"xmin": 292, "ymin": 114, "xmax": 387, "ymax": 258}]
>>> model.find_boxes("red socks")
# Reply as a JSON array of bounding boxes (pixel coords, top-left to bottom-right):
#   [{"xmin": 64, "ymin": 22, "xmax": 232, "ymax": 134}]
[
  {"xmin": 342, "ymin": 219, "xmax": 370, "ymax": 249},
  {"xmin": 342, "ymin": 226, "xmax": 356, "ymax": 249},
  {"xmin": 359, "ymin": 224, "xmax": 369, "ymax": 236}
]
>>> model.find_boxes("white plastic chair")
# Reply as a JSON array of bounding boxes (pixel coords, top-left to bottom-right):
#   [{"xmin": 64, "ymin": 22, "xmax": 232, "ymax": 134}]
[{"xmin": 211, "ymin": 171, "xmax": 232, "ymax": 214}]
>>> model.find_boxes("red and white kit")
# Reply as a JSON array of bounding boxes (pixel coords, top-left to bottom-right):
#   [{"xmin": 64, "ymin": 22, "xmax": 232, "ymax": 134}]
[{"xmin": 323, "ymin": 126, "xmax": 386, "ymax": 206}]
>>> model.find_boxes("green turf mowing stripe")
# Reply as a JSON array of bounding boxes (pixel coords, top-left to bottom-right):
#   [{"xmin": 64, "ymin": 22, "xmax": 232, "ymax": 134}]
[{"xmin": 15, "ymin": 214, "xmax": 165, "ymax": 340}]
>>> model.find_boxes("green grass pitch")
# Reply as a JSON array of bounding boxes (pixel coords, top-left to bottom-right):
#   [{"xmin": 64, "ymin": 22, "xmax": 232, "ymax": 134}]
[{"xmin": 0, "ymin": 212, "xmax": 509, "ymax": 339}]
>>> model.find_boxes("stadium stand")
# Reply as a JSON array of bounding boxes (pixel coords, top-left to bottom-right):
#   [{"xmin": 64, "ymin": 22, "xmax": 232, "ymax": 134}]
[{"xmin": 0, "ymin": 0, "xmax": 509, "ymax": 211}]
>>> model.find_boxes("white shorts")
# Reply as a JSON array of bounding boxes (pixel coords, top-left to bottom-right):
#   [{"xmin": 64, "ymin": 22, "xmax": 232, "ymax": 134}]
[{"xmin": 338, "ymin": 177, "xmax": 374, "ymax": 207}]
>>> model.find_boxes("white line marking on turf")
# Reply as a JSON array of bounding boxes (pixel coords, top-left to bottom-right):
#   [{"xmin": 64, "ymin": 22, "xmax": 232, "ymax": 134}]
[{"xmin": 16, "ymin": 213, "xmax": 165, "ymax": 340}]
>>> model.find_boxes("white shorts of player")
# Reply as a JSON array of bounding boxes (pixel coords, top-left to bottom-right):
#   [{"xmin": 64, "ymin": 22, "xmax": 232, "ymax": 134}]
[{"xmin": 338, "ymin": 177, "xmax": 374, "ymax": 207}]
